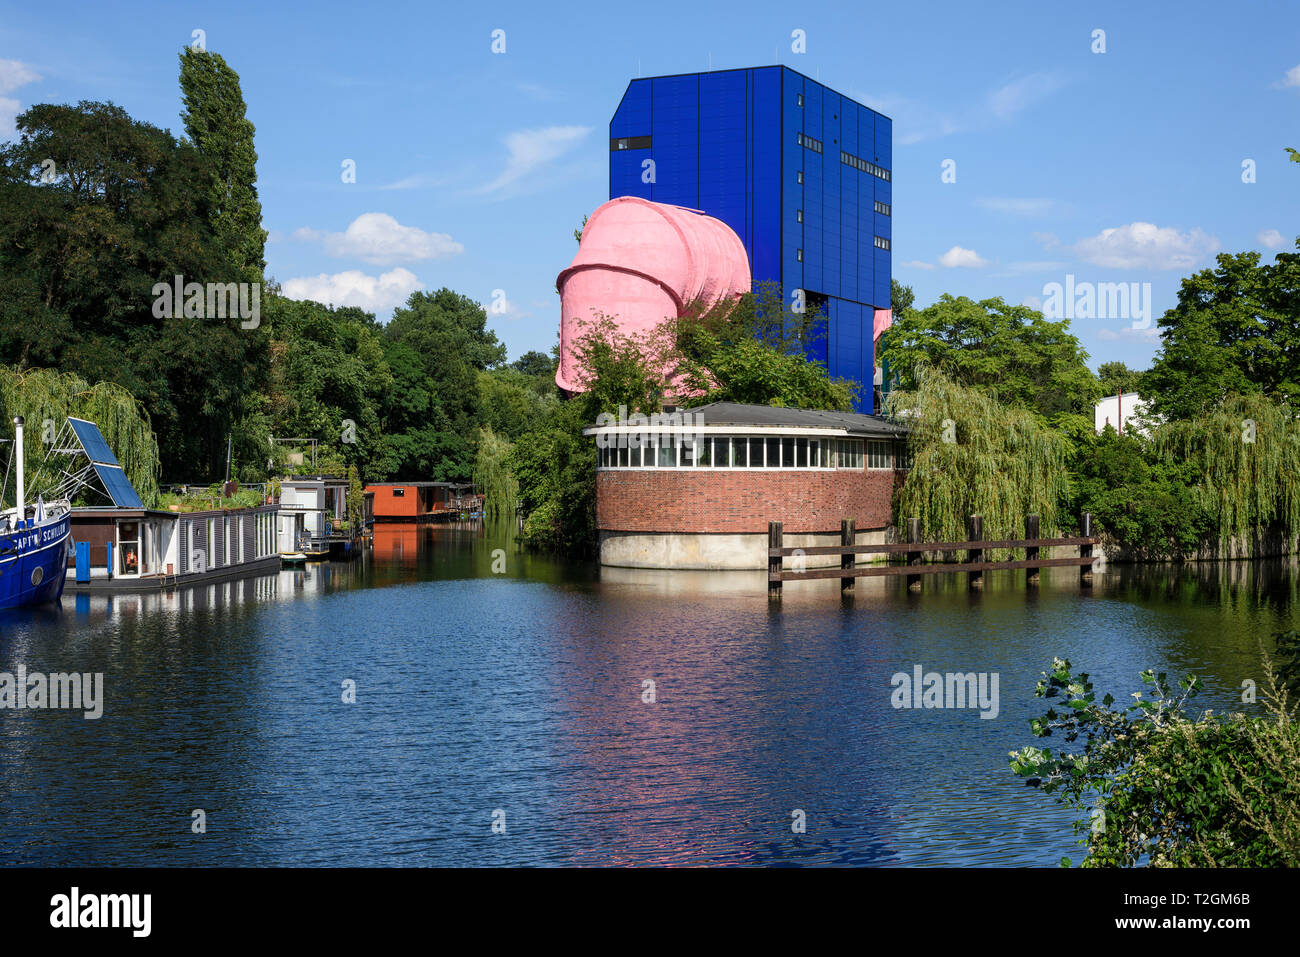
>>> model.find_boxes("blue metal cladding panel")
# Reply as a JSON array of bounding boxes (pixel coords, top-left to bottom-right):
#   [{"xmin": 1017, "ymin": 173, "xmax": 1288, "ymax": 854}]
[
  {"xmin": 751, "ymin": 67, "xmax": 782, "ymax": 288},
  {"xmin": 782, "ymin": 72, "xmax": 803, "ymax": 296},
  {"xmin": 650, "ymin": 75, "xmax": 699, "ymax": 208},
  {"xmin": 611, "ymin": 149, "xmax": 651, "ymax": 200},
  {"xmin": 699, "ymin": 71, "xmax": 748, "ymax": 246},
  {"xmin": 859, "ymin": 183, "xmax": 875, "ymax": 305},
  {"xmin": 610, "ymin": 80, "xmax": 652, "ymax": 200},
  {"xmin": 875, "ymin": 111, "xmax": 892, "ymax": 169},
  {"xmin": 822, "ymin": 89, "xmax": 842, "ymax": 300},
  {"xmin": 842, "ymin": 170, "xmax": 859, "ymax": 303},
  {"xmin": 874, "ymin": 249, "xmax": 891, "ymax": 310},
  {"xmin": 69, "ymin": 418, "xmax": 120, "ymax": 466},
  {"xmin": 611, "ymin": 79, "xmax": 651, "ymax": 138}
]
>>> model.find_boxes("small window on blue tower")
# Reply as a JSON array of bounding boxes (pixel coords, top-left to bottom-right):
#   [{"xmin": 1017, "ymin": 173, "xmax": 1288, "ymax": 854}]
[
  {"xmin": 796, "ymin": 171, "xmax": 803, "ymax": 184},
  {"xmin": 797, "ymin": 93, "xmax": 804, "ymax": 107},
  {"xmin": 796, "ymin": 249, "xmax": 803, "ymax": 262},
  {"xmin": 610, "ymin": 136, "xmax": 651, "ymax": 151}
]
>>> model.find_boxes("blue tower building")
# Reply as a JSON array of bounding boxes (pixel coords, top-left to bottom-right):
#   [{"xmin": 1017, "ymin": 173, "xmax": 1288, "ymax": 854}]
[{"xmin": 608, "ymin": 65, "xmax": 892, "ymax": 412}]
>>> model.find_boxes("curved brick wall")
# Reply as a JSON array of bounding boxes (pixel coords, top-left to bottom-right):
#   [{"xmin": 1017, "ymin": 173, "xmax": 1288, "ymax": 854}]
[{"xmin": 596, "ymin": 469, "xmax": 899, "ymax": 535}]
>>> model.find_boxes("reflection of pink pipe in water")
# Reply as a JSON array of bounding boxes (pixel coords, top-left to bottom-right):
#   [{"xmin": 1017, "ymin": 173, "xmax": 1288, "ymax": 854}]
[{"xmin": 556, "ymin": 197, "xmax": 752, "ymax": 393}]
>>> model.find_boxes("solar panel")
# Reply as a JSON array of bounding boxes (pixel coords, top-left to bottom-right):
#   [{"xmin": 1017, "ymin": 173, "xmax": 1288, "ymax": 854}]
[
  {"xmin": 94, "ymin": 464, "xmax": 144, "ymax": 509},
  {"xmin": 68, "ymin": 417, "xmax": 121, "ymax": 466}
]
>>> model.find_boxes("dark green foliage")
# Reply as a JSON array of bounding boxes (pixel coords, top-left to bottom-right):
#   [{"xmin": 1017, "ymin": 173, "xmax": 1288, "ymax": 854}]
[
  {"xmin": 261, "ymin": 294, "xmax": 392, "ymax": 479},
  {"xmin": 1143, "ymin": 249, "xmax": 1300, "ymax": 420},
  {"xmin": 1011, "ymin": 657, "xmax": 1300, "ymax": 867},
  {"xmin": 673, "ymin": 283, "xmax": 858, "ymax": 410},
  {"xmin": 178, "ymin": 48, "xmax": 266, "ymax": 282},
  {"xmin": 0, "ymin": 99, "xmax": 261, "ymax": 481},
  {"xmin": 890, "ymin": 278, "xmax": 914, "ymax": 318},
  {"xmin": 1096, "ymin": 361, "xmax": 1143, "ymax": 397},
  {"xmin": 882, "ymin": 294, "xmax": 1101, "ymax": 418},
  {"xmin": 1069, "ymin": 427, "xmax": 1213, "ymax": 559}
]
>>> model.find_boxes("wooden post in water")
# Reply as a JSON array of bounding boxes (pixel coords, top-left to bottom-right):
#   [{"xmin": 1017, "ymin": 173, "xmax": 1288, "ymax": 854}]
[
  {"xmin": 1080, "ymin": 512, "xmax": 1093, "ymax": 587},
  {"xmin": 769, "ymin": 521, "xmax": 784, "ymax": 600},
  {"xmin": 840, "ymin": 518, "xmax": 855, "ymax": 592},
  {"xmin": 906, "ymin": 517, "xmax": 922, "ymax": 592},
  {"xmin": 1025, "ymin": 514, "xmax": 1040, "ymax": 587},
  {"xmin": 966, "ymin": 514, "xmax": 984, "ymax": 589}
]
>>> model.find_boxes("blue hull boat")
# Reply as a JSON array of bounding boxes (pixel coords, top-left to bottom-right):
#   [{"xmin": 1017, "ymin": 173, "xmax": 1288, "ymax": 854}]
[
  {"xmin": 0, "ymin": 508, "xmax": 71, "ymax": 609},
  {"xmin": 2, "ymin": 415, "xmax": 72, "ymax": 610}
]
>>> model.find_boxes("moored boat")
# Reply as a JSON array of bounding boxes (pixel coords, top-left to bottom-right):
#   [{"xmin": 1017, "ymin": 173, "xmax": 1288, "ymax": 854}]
[{"xmin": 1, "ymin": 417, "xmax": 72, "ymax": 609}]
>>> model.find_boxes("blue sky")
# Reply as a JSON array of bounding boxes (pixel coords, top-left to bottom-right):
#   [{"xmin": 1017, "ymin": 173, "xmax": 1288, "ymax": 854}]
[{"xmin": 2, "ymin": 0, "xmax": 1297, "ymax": 372}]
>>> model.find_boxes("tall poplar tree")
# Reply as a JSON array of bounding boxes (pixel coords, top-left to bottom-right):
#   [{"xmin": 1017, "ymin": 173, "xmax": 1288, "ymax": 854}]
[{"xmin": 178, "ymin": 47, "xmax": 267, "ymax": 282}]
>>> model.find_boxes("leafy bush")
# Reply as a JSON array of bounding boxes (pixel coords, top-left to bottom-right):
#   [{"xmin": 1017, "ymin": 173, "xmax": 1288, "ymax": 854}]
[
  {"xmin": 1010, "ymin": 655, "xmax": 1300, "ymax": 867},
  {"xmin": 1069, "ymin": 427, "xmax": 1213, "ymax": 559}
]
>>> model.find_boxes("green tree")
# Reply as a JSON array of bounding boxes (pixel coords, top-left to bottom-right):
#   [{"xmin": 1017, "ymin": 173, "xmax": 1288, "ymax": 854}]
[
  {"xmin": 672, "ymin": 284, "xmax": 857, "ymax": 409},
  {"xmin": 0, "ymin": 367, "xmax": 161, "ymax": 507},
  {"xmin": 261, "ymin": 294, "xmax": 392, "ymax": 480},
  {"xmin": 178, "ymin": 47, "xmax": 267, "ymax": 282},
  {"xmin": 1096, "ymin": 361, "xmax": 1143, "ymax": 397},
  {"xmin": 510, "ymin": 350, "xmax": 555, "ymax": 379},
  {"xmin": 1069, "ymin": 427, "xmax": 1211, "ymax": 560},
  {"xmin": 890, "ymin": 278, "xmax": 915, "ymax": 318},
  {"xmin": 0, "ymin": 100, "xmax": 260, "ymax": 481},
  {"xmin": 882, "ymin": 294, "xmax": 1101, "ymax": 418},
  {"xmin": 1142, "ymin": 249, "xmax": 1300, "ymax": 421},
  {"xmin": 886, "ymin": 367, "xmax": 1072, "ymax": 543},
  {"xmin": 1011, "ymin": 657, "xmax": 1300, "ymax": 867}
]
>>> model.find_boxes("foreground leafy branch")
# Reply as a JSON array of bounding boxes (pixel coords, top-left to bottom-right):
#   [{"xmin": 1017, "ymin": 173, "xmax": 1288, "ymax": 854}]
[{"xmin": 1010, "ymin": 651, "xmax": 1300, "ymax": 867}]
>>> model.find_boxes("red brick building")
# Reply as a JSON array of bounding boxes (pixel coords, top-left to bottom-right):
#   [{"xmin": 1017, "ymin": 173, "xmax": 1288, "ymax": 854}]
[{"xmin": 586, "ymin": 402, "xmax": 909, "ymax": 568}]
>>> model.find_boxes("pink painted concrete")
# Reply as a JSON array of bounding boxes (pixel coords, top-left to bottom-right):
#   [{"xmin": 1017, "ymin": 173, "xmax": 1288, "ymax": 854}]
[
  {"xmin": 873, "ymin": 308, "xmax": 892, "ymax": 345},
  {"xmin": 556, "ymin": 197, "xmax": 751, "ymax": 393}
]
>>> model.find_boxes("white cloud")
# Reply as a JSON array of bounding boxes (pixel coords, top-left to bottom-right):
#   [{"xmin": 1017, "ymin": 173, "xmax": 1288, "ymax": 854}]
[
  {"xmin": 293, "ymin": 213, "xmax": 463, "ymax": 265},
  {"xmin": 1022, "ymin": 296, "xmax": 1044, "ymax": 311},
  {"xmin": 0, "ymin": 59, "xmax": 40, "ymax": 94},
  {"xmin": 477, "ymin": 125, "xmax": 590, "ymax": 195},
  {"xmin": 1279, "ymin": 64, "xmax": 1300, "ymax": 89},
  {"xmin": 975, "ymin": 196, "xmax": 1063, "ymax": 217},
  {"xmin": 0, "ymin": 59, "xmax": 40, "ymax": 138},
  {"xmin": 987, "ymin": 72, "xmax": 1065, "ymax": 120},
  {"xmin": 898, "ymin": 259, "xmax": 936, "ymax": 270},
  {"xmin": 1098, "ymin": 326, "xmax": 1160, "ymax": 343},
  {"xmin": 1258, "ymin": 228, "xmax": 1287, "ymax": 250},
  {"xmin": 938, "ymin": 246, "xmax": 989, "ymax": 268},
  {"xmin": 1032, "ymin": 231, "xmax": 1061, "ymax": 249},
  {"xmin": 0, "ymin": 97, "xmax": 20, "ymax": 139},
  {"xmin": 1072, "ymin": 222, "xmax": 1219, "ymax": 270},
  {"xmin": 857, "ymin": 72, "xmax": 1065, "ymax": 145},
  {"xmin": 485, "ymin": 291, "xmax": 529, "ymax": 321},
  {"xmin": 282, "ymin": 268, "xmax": 423, "ymax": 313}
]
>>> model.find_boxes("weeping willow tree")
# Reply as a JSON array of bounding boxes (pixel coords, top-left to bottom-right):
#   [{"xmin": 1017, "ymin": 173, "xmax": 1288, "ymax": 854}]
[
  {"xmin": 0, "ymin": 367, "xmax": 160, "ymax": 508},
  {"xmin": 1154, "ymin": 393, "xmax": 1300, "ymax": 557},
  {"xmin": 885, "ymin": 367, "xmax": 1071, "ymax": 545},
  {"xmin": 473, "ymin": 425, "xmax": 518, "ymax": 521}
]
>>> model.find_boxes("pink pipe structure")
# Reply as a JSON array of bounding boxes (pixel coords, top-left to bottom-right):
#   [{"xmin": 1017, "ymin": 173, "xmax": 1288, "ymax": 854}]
[{"xmin": 556, "ymin": 197, "xmax": 752, "ymax": 393}]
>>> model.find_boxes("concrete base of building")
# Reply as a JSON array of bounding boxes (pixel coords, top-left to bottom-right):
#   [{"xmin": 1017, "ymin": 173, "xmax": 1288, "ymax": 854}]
[{"xmin": 598, "ymin": 528, "xmax": 894, "ymax": 570}]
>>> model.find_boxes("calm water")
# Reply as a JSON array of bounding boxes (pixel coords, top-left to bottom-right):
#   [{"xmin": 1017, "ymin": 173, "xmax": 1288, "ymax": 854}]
[{"xmin": 1, "ymin": 523, "xmax": 1296, "ymax": 867}]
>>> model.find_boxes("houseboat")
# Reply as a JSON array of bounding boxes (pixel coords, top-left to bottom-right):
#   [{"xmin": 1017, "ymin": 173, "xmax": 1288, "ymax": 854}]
[
  {"xmin": 366, "ymin": 482, "xmax": 482, "ymax": 523},
  {"xmin": 277, "ymin": 475, "xmax": 360, "ymax": 559}
]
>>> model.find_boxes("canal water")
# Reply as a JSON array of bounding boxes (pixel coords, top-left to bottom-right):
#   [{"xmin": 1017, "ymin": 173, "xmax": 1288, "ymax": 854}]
[{"xmin": 1, "ymin": 522, "xmax": 1295, "ymax": 867}]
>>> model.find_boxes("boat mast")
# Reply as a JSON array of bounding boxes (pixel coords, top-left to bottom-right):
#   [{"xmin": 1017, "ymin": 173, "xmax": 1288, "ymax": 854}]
[{"xmin": 12, "ymin": 416, "xmax": 24, "ymax": 525}]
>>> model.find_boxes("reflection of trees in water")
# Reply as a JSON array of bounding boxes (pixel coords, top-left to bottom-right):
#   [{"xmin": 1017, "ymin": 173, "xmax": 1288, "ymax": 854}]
[{"xmin": 1104, "ymin": 559, "xmax": 1300, "ymax": 618}]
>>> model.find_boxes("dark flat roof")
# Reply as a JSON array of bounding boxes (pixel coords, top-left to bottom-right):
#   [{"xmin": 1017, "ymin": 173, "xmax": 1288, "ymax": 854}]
[
  {"xmin": 588, "ymin": 402, "xmax": 908, "ymax": 438},
  {"xmin": 365, "ymin": 481, "xmax": 465, "ymax": 488},
  {"xmin": 687, "ymin": 402, "xmax": 907, "ymax": 437}
]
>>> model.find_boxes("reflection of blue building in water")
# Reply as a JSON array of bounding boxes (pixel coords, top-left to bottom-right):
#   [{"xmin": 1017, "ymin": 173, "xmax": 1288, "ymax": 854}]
[{"xmin": 608, "ymin": 65, "xmax": 892, "ymax": 412}]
